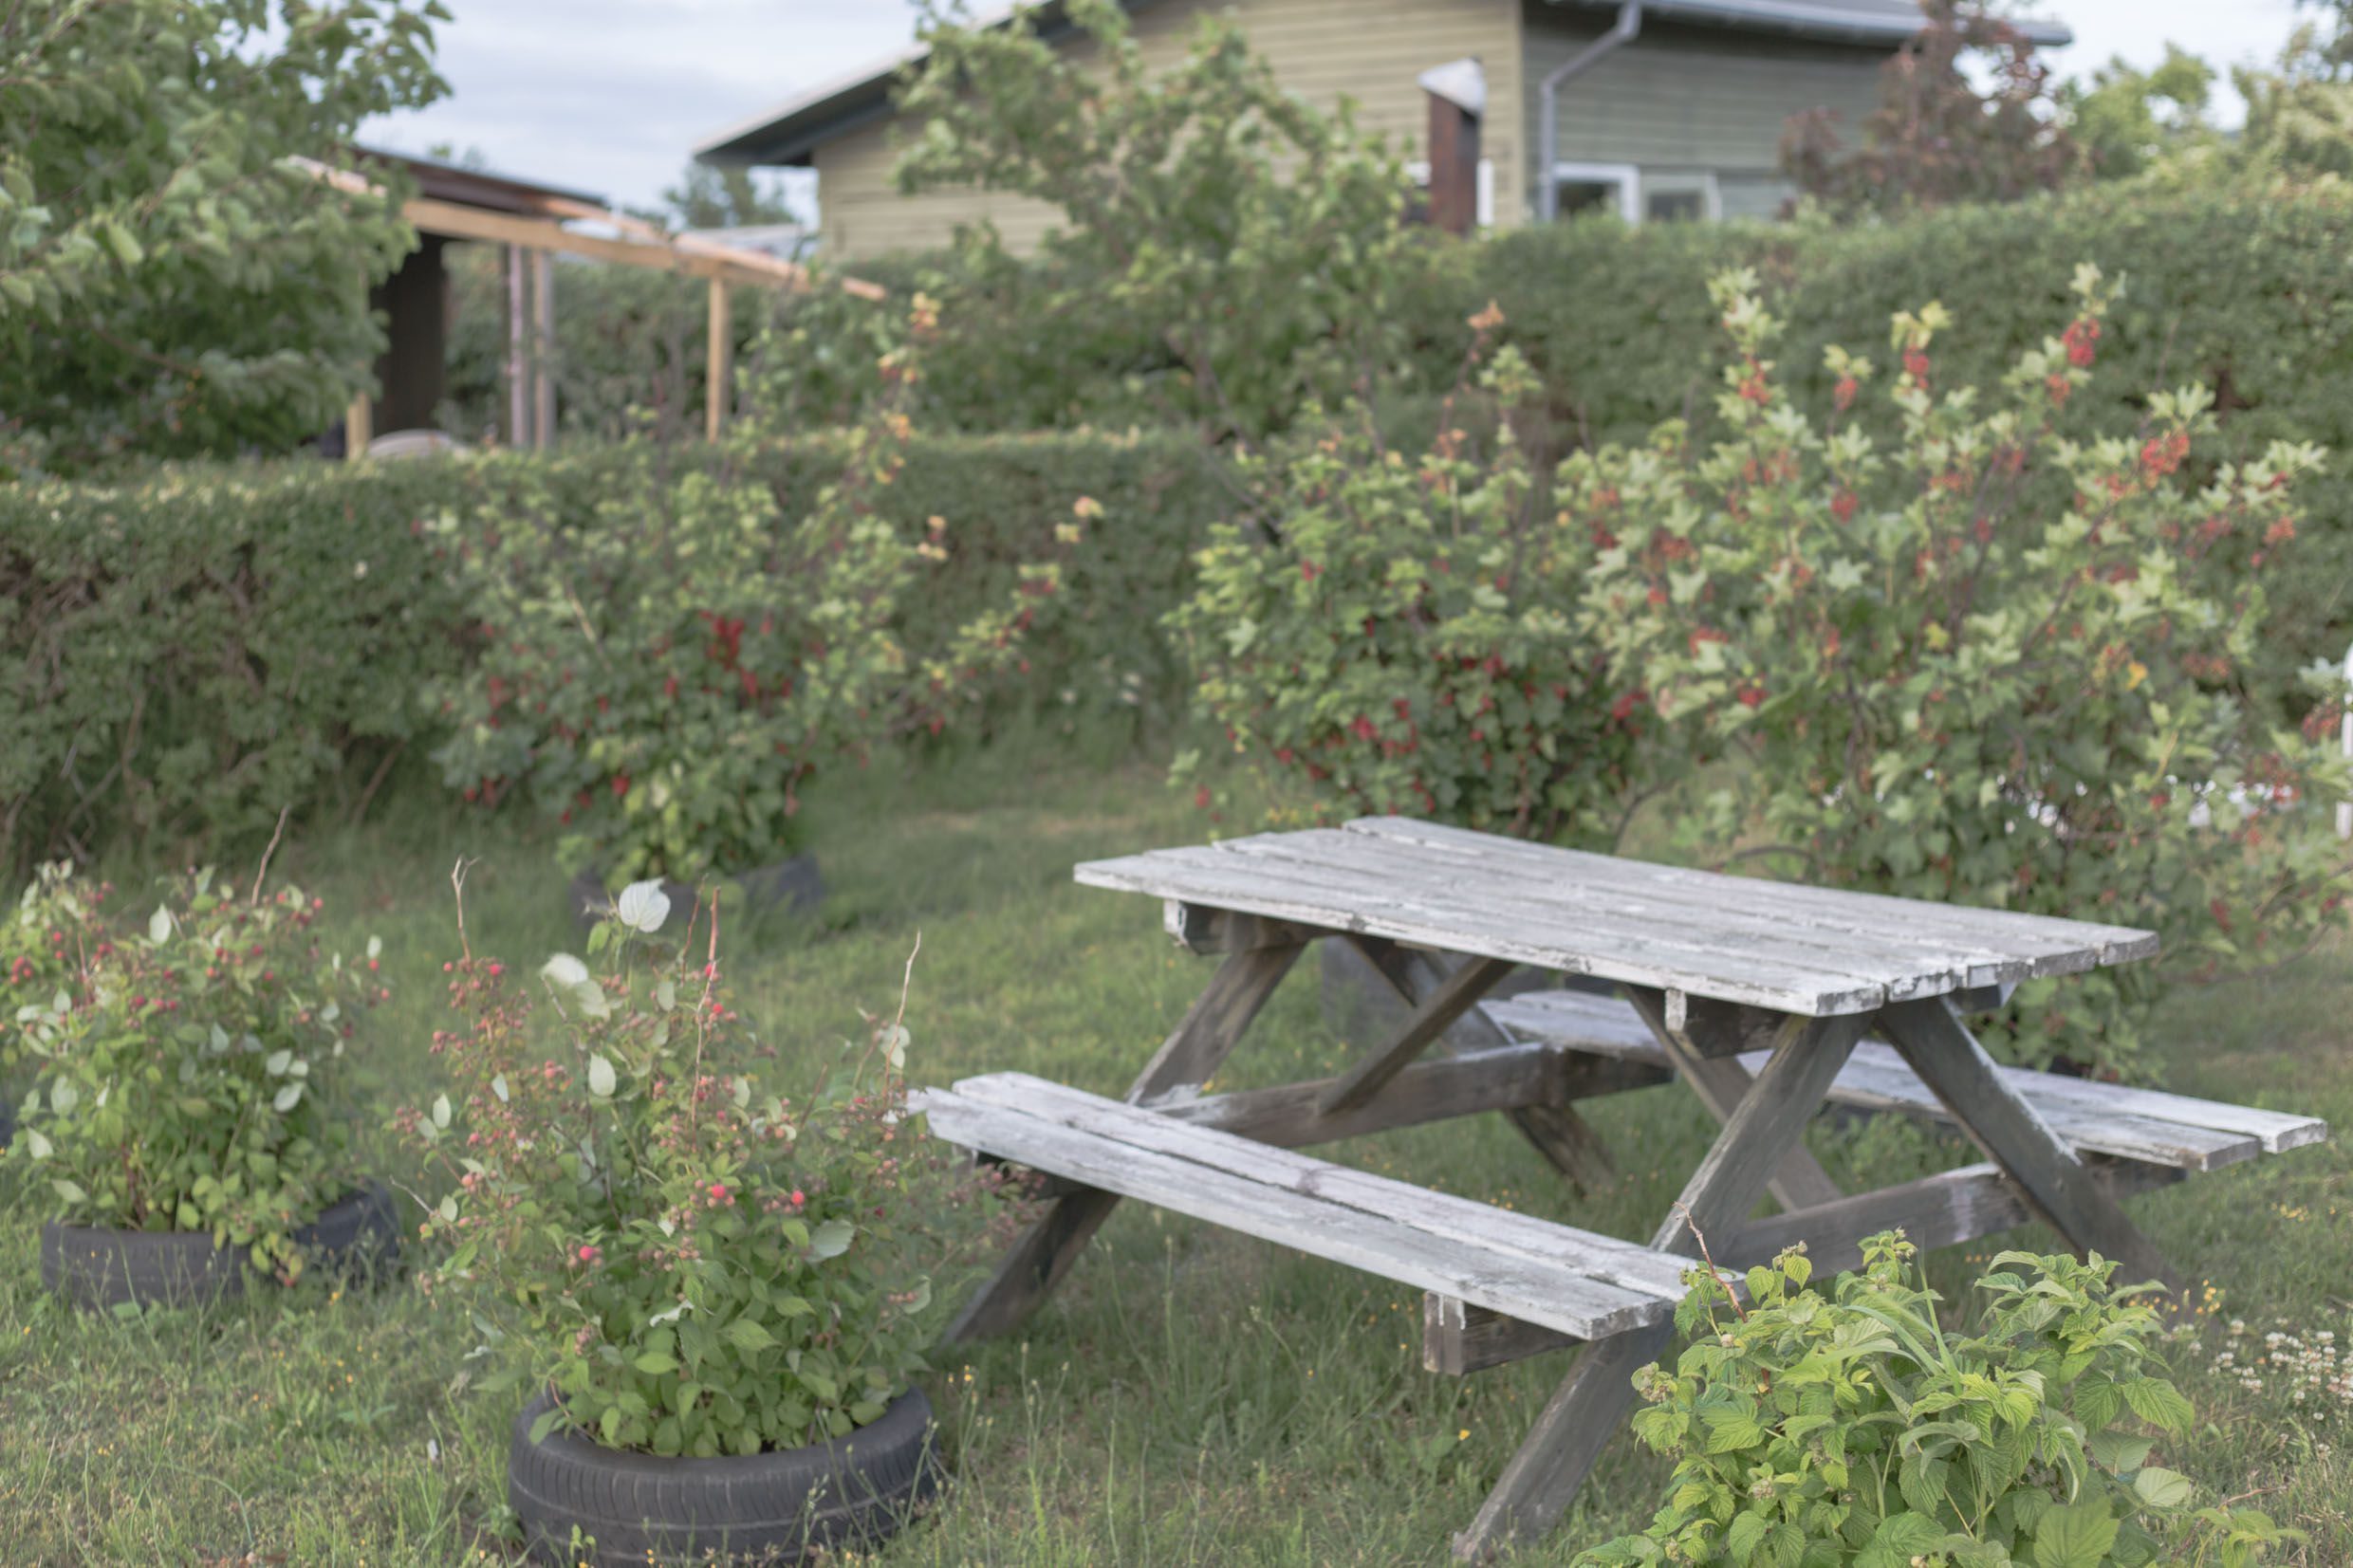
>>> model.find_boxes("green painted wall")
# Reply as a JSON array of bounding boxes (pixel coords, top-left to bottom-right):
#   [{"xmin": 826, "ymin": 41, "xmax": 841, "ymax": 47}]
[{"xmin": 1519, "ymin": 8, "xmax": 1886, "ymax": 220}]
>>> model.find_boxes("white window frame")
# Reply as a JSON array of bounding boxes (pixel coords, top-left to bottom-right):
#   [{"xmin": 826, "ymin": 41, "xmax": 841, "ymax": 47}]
[
  {"xmin": 1640, "ymin": 170, "xmax": 1723, "ymax": 224},
  {"xmin": 1549, "ymin": 160, "xmax": 1640, "ymax": 225},
  {"xmin": 1405, "ymin": 157, "xmax": 1497, "ymax": 228}
]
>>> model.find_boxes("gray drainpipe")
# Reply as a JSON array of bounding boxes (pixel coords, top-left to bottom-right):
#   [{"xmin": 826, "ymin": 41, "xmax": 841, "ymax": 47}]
[{"xmin": 1537, "ymin": 2, "xmax": 1642, "ymax": 221}]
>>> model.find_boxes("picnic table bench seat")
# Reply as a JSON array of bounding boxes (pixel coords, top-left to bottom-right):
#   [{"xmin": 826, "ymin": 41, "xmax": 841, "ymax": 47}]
[
  {"xmin": 1484, "ymin": 987, "xmax": 2329, "ymax": 1171},
  {"xmin": 917, "ymin": 1072, "xmax": 1694, "ymax": 1342}
]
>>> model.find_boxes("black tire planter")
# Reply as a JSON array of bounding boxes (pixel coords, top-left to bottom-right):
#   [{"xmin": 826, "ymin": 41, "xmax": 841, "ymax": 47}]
[
  {"xmin": 510, "ymin": 1386, "xmax": 941, "ymax": 1567},
  {"xmin": 40, "ymin": 1180, "xmax": 402, "ymax": 1311}
]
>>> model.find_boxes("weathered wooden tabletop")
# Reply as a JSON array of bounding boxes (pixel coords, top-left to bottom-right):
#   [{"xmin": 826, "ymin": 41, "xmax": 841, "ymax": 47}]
[{"xmin": 1074, "ymin": 815, "xmax": 2158, "ymax": 1017}]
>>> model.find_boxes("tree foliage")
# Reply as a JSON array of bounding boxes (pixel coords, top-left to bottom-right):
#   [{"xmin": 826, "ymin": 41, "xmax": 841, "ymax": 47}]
[
  {"xmin": 892, "ymin": 0, "xmax": 1419, "ymax": 443},
  {"xmin": 1781, "ymin": 0, "xmax": 2079, "ymax": 216},
  {"xmin": 2058, "ymin": 46, "xmax": 2216, "ymax": 180},
  {"xmin": 0, "ymin": 0, "xmax": 447, "ymax": 470}
]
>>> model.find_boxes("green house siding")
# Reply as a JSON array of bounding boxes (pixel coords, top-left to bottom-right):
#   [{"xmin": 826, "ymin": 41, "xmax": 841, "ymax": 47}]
[{"xmin": 1520, "ymin": 10, "xmax": 1883, "ymax": 217}]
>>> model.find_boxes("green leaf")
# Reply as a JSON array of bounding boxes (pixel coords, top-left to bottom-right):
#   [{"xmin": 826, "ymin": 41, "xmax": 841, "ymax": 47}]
[
  {"xmin": 724, "ymin": 1318, "xmax": 778, "ymax": 1355},
  {"xmin": 2117, "ymin": 1376, "xmax": 2193, "ymax": 1433},
  {"xmin": 1727, "ymin": 1509, "xmax": 1769, "ymax": 1564},
  {"xmin": 47, "ymin": 1080, "xmax": 77, "ymax": 1116},
  {"xmin": 587, "ymin": 1054, "xmax": 616, "ymax": 1098},
  {"xmin": 2032, "ymin": 1501, "xmax": 2121, "ymax": 1568},
  {"xmin": 2087, "ymin": 1432, "xmax": 2152, "ymax": 1473},
  {"xmin": 633, "ymin": 1352, "xmax": 680, "ymax": 1375},
  {"xmin": 2131, "ymin": 1467, "xmax": 2192, "ymax": 1509},
  {"xmin": 807, "ymin": 1218, "xmax": 854, "ymax": 1260},
  {"xmin": 272, "ymin": 1083, "xmax": 303, "ymax": 1113},
  {"xmin": 51, "ymin": 1177, "xmax": 87, "ymax": 1205},
  {"xmin": 22, "ymin": 1128, "xmax": 51, "ymax": 1160},
  {"xmin": 148, "ymin": 906, "xmax": 172, "ymax": 943},
  {"xmin": 102, "ymin": 219, "xmax": 143, "ymax": 267},
  {"xmin": 491, "ymin": 1073, "xmax": 510, "ymax": 1102},
  {"xmin": 431, "ymin": 1093, "xmax": 451, "ymax": 1129}
]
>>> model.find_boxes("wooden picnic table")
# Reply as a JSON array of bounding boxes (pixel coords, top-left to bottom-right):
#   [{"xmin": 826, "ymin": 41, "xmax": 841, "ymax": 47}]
[{"xmin": 917, "ymin": 816, "xmax": 2325, "ymax": 1560}]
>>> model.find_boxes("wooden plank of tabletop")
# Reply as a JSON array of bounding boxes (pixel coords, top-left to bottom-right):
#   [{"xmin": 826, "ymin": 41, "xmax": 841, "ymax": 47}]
[
  {"xmin": 1080, "ymin": 833, "xmax": 2145, "ymax": 1013},
  {"xmin": 1242, "ymin": 824, "xmax": 2146, "ymax": 981},
  {"xmin": 1342, "ymin": 817, "xmax": 2156, "ymax": 964},
  {"xmin": 1076, "ymin": 846, "xmax": 1901, "ymax": 1016}
]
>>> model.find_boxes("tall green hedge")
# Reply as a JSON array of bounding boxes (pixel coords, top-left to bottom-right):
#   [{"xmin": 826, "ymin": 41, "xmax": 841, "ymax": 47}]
[
  {"xmin": 1470, "ymin": 185, "xmax": 2353, "ymax": 708},
  {"xmin": 0, "ymin": 431, "xmax": 1229, "ymax": 877}
]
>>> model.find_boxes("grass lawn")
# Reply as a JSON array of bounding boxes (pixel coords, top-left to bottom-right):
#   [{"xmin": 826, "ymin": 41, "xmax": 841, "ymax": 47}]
[{"xmin": 2, "ymin": 742, "xmax": 2348, "ymax": 1565}]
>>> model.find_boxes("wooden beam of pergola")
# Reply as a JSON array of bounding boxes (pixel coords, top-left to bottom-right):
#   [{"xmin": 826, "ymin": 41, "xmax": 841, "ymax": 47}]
[{"xmin": 400, "ymin": 196, "xmax": 883, "ymax": 298}]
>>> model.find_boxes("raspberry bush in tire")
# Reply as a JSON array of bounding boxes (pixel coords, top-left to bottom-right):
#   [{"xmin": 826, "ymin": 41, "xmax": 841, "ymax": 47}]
[
  {"xmin": 508, "ymin": 1385, "xmax": 941, "ymax": 1566},
  {"xmin": 40, "ymin": 1182, "xmax": 402, "ymax": 1311}
]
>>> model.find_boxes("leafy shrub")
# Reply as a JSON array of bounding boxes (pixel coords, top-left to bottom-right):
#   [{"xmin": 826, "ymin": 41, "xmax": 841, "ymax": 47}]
[
  {"xmin": 1580, "ymin": 1233, "xmax": 2300, "ymax": 1568},
  {"xmin": 0, "ymin": 458, "xmax": 484, "ymax": 881},
  {"xmin": 1472, "ymin": 186, "xmax": 2353, "ymax": 710},
  {"xmin": 1573, "ymin": 266, "xmax": 2347, "ymax": 1068},
  {"xmin": 402, "ymin": 880, "xmax": 990, "ymax": 1454},
  {"xmin": 3, "ymin": 862, "xmax": 383, "ymax": 1280},
  {"xmin": 0, "ymin": 431, "xmax": 1221, "ymax": 879},
  {"xmin": 424, "ymin": 319, "xmax": 1065, "ymax": 881},
  {"xmin": 1172, "ymin": 316, "xmax": 1641, "ymax": 840}
]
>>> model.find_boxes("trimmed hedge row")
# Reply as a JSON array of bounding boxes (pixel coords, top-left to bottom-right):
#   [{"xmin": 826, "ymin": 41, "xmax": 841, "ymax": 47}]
[
  {"xmin": 1475, "ymin": 186, "xmax": 2353, "ymax": 708},
  {"xmin": 830, "ymin": 184, "xmax": 2353, "ymax": 707},
  {"xmin": 0, "ymin": 431, "xmax": 1227, "ymax": 877}
]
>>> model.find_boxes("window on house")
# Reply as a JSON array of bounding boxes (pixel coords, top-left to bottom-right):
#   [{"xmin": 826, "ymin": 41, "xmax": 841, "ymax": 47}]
[
  {"xmin": 1641, "ymin": 172, "xmax": 1722, "ymax": 224},
  {"xmin": 1549, "ymin": 162, "xmax": 1637, "ymax": 223}
]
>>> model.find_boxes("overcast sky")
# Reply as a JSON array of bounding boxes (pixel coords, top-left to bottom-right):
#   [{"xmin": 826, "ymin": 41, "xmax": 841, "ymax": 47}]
[{"xmin": 359, "ymin": 0, "xmax": 2313, "ymax": 218}]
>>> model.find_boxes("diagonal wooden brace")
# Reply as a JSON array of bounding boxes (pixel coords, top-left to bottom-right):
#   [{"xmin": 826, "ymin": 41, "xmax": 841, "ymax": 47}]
[
  {"xmin": 1875, "ymin": 996, "xmax": 2184, "ymax": 1299},
  {"xmin": 1623, "ymin": 985, "xmax": 1844, "ymax": 1213},
  {"xmin": 942, "ymin": 940, "xmax": 1306, "ymax": 1344},
  {"xmin": 1453, "ymin": 1010, "xmax": 1868, "ymax": 1562},
  {"xmin": 1344, "ymin": 935, "xmax": 1618, "ymax": 1191},
  {"xmin": 1319, "ymin": 950, "xmax": 1518, "ymax": 1115}
]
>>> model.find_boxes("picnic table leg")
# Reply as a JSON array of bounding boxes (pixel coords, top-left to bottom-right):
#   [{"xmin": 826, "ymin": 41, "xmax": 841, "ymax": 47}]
[
  {"xmin": 1347, "ymin": 936, "xmax": 1618, "ymax": 1193},
  {"xmin": 941, "ymin": 941, "xmax": 1308, "ymax": 1344},
  {"xmin": 1621, "ymin": 986, "xmax": 1844, "ymax": 1213},
  {"xmin": 1454, "ymin": 1011, "xmax": 1868, "ymax": 1563},
  {"xmin": 1875, "ymin": 997, "xmax": 2185, "ymax": 1298}
]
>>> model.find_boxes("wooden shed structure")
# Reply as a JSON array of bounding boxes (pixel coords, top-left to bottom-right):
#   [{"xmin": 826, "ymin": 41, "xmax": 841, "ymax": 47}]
[{"xmin": 342, "ymin": 148, "xmax": 880, "ymax": 453}]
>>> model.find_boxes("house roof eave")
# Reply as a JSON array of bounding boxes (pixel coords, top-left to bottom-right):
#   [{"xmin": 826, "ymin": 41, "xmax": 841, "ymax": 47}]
[
  {"xmin": 695, "ymin": 0, "xmax": 2073, "ymax": 169},
  {"xmin": 693, "ymin": 0, "xmax": 1178, "ymax": 169},
  {"xmin": 1545, "ymin": 0, "xmax": 2071, "ymax": 48}
]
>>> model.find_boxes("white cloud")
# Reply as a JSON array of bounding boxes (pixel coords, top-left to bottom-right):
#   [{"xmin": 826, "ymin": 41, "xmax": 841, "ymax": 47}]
[{"xmin": 361, "ymin": 0, "xmax": 924, "ymax": 213}]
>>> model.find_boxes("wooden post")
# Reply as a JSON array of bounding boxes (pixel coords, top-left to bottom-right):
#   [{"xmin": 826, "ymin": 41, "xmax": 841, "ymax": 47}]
[
  {"xmin": 532, "ymin": 249, "xmax": 555, "ymax": 450},
  {"xmin": 942, "ymin": 941, "xmax": 1307, "ymax": 1344},
  {"xmin": 504, "ymin": 244, "xmax": 528, "ymax": 448},
  {"xmin": 343, "ymin": 392, "xmax": 372, "ymax": 460},
  {"xmin": 705, "ymin": 275, "xmax": 732, "ymax": 441},
  {"xmin": 1455, "ymin": 1012, "xmax": 1867, "ymax": 1560},
  {"xmin": 1875, "ymin": 997, "xmax": 2185, "ymax": 1296},
  {"xmin": 1622, "ymin": 985, "xmax": 1844, "ymax": 1212}
]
